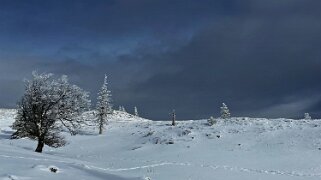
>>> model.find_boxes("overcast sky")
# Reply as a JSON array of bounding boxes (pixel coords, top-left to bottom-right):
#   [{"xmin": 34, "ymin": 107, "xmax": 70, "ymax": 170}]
[{"xmin": 0, "ymin": 0, "xmax": 321, "ymax": 120}]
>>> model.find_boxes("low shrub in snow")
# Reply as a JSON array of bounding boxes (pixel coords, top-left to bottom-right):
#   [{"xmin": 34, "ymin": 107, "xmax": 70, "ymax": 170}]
[{"xmin": 208, "ymin": 116, "xmax": 217, "ymax": 126}]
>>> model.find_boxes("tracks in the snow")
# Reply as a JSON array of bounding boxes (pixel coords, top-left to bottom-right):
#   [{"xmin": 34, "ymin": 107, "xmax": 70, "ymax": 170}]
[{"xmin": 1, "ymin": 153, "xmax": 321, "ymax": 178}]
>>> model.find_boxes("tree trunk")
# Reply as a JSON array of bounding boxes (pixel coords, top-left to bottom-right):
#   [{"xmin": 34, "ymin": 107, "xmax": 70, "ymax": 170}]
[
  {"xmin": 98, "ymin": 115, "xmax": 104, "ymax": 134},
  {"xmin": 35, "ymin": 138, "xmax": 44, "ymax": 153},
  {"xmin": 99, "ymin": 117, "xmax": 103, "ymax": 134},
  {"xmin": 99, "ymin": 125, "xmax": 103, "ymax": 134}
]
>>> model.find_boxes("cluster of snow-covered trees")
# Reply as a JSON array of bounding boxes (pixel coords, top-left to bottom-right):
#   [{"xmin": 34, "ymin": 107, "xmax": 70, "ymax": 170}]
[
  {"xmin": 11, "ymin": 72, "xmax": 140, "ymax": 153},
  {"xmin": 206, "ymin": 103, "xmax": 231, "ymax": 126},
  {"xmin": 206, "ymin": 103, "xmax": 312, "ymax": 126}
]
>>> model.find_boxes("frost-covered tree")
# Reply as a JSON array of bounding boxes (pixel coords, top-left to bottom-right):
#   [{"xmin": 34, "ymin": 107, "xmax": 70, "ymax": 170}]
[
  {"xmin": 208, "ymin": 116, "xmax": 217, "ymax": 126},
  {"xmin": 220, "ymin": 103, "xmax": 231, "ymax": 119},
  {"xmin": 11, "ymin": 72, "xmax": 90, "ymax": 153},
  {"xmin": 134, "ymin": 106, "xmax": 139, "ymax": 117},
  {"xmin": 122, "ymin": 106, "xmax": 126, "ymax": 112},
  {"xmin": 304, "ymin": 113, "xmax": 311, "ymax": 120},
  {"xmin": 96, "ymin": 75, "xmax": 113, "ymax": 134}
]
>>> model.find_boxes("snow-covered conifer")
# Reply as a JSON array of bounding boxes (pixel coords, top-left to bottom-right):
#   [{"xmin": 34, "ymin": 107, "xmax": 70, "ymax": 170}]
[
  {"xmin": 96, "ymin": 75, "xmax": 113, "ymax": 134},
  {"xmin": 11, "ymin": 72, "xmax": 90, "ymax": 153},
  {"xmin": 134, "ymin": 106, "xmax": 139, "ymax": 117},
  {"xmin": 118, "ymin": 106, "xmax": 126, "ymax": 112},
  {"xmin": 122, "ymin": 106, "xmax": 126, "ymax": 112},
  {"xmin": 220, "ymin": 103, "xmax": 231, "ymax": 119},
  {"xmin": 304, "ymin": 113, "xmax": 311, "ymax": 120},
  {"xmin": 208, "ymin": 116, "xmax": 217, "ymax": 126}
]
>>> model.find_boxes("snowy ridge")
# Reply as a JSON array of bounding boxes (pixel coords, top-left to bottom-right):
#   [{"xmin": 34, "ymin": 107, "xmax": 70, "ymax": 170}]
[
  {"xmin": 2, "ymin": 109, "xmax": 321, "ymax": 179},
  {"xmin": 81, "ymin": 110, "xmax": 151, "ymax": 123}
]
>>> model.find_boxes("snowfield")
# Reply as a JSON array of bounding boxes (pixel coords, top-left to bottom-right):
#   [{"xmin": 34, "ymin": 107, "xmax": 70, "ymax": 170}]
[{"xmin": 1, "ymin": 109, "xmax": 321, "ymax": 180}]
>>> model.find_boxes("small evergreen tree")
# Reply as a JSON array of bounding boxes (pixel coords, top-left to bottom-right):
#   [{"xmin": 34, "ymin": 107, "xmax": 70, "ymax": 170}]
[
  {"xmin": 304, "ymin": 113, "xmax": 311, "ymax": 120},
  {"xmin": 134, "ymin": 106, "xmax": 139, "ymax": 117},
  {"xmin": 220, "ymin": 103, "xmax": 231, "ymax": 119},
  {"xmin": 118, "ymin": 106, "xmax": 126, "ymax": 112},
  {"xmin": 96, "ymin": 75, "xmax": 113, "ymax": 134},
  {"xmin": 208, "ymin": 116, "xmax": 217, "ymax": 126},
  {"xmin": 122, "ymin": 106, "xmax": 126, "ymax": 112}
]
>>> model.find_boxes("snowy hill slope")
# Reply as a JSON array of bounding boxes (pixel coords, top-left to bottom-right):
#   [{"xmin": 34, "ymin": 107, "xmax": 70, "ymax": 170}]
[{"xmin": 2, "ymin": 109, "xmax": 321, "ymax": 180}]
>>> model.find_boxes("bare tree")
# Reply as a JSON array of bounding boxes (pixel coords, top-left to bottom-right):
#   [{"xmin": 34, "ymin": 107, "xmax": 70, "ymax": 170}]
[
  {"xmin": 171, "ymin": 109, "xmax": 176, "ymax": 126},
  {"xmin": 11, "ymin": 72, "xmax": 90, "ymax": 153}
]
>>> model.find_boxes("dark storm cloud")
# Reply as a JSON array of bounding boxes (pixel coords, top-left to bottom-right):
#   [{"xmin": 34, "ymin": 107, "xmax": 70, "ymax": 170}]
[
  {"xmin": 120, "ymin": 0, "xmax": 321, "ymax": 119},
  {"xmin": 0, "ymin": 0, "xmax": 234, "ymax": 40},
  {"xmin": 0, "ymin": 0, "xmax": 321, "ymax": 119}
]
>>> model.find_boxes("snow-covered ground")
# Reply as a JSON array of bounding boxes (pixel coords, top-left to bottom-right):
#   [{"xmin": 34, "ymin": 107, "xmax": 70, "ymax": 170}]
[{"xmin": 1, "ymin": 109, "xmax": 321, "ymax": 180}]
